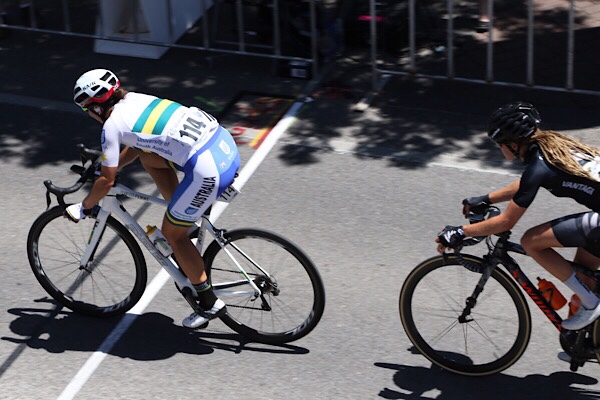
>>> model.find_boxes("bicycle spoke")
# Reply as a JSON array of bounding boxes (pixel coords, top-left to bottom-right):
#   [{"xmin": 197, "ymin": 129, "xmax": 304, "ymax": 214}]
[
  {"xmin": 420, "ymin": 273, "xmax": 466, "ymax": 313},
  {"xmin": 428, "ymin": 318, "xmax": 462, "ymax": 346},
  {"xmin": 204, "ymin": 228, "xmax": 324, "ymax": 344},
  {"xmin": 467, "ymin": 317, "xmax": 511, "ymax": 354}
]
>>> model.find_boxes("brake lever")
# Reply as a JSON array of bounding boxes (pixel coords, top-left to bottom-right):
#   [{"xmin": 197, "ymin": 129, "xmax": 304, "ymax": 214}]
[
  {"xmin": 45, "ymin": 189, "xmax": 52, "ymax": 209},
  {"xmin": 70, "ymin": 165, "xmax": 86, "ymax": 175}
]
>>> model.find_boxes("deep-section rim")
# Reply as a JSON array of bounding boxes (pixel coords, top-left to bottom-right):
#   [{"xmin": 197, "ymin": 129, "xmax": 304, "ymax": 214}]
[
  {"xmin": 202, "ymin": 228, "xmax": 325, "ymax": 344},
  {"xmin": 26, "ymin": 206, "xmax": 147, "ymax": 317},
  {"xmin": 399, "ymin": 254, "xmax": 532, "ymax": 376}
]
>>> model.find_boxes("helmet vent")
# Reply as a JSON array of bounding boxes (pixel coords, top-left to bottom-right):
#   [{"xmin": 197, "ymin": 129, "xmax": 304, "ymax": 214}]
[
  {"xmin": 73, "ymin": 69, "xmax": 120, "ymax": 109},
  {"xmin": 74, "ymin": 93, "xmax": 88, "ymax": 104},
  {"xmin": 95, "ymin": 88, "xmax": 108, "ymax": 98}
]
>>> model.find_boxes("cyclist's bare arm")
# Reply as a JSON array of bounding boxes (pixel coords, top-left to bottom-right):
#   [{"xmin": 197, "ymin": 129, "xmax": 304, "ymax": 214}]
[
  {"xmin": 488, "ymin": 179, "xmax": 521, "ymax": 203},
  {"xmin": 82, "ymin": 166, "xmax": 118, "ymax": 209},
  {"xmin": 118, "ymin": 146, "xmax": 140, "ymax": 171},
  {"xmin": 463, "ymin": 200, "xmax": 526, "ymax": 237}
]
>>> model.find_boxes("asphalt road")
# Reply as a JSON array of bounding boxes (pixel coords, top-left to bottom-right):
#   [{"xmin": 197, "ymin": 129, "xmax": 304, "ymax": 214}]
[{"xmin": 1, "ymin": 31, "xmax": 600, "ymax": 400}]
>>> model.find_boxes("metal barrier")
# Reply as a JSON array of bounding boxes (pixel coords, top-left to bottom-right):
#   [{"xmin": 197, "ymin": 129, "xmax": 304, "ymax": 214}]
[
  {"xmin": 366, "ymin": 0, "xmax": 600, "ymax": 97},
  {"xmin": 3, "ymin": 1, "xmax": 596, "ymax": 95},
  {"xmin": 0, "ymin": 0, "xmax": 322, "ymax": 77}
]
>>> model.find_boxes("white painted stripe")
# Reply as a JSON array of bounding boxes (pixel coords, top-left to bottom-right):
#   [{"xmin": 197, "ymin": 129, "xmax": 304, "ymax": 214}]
[
  {"xmin": 57, "ymin": 99, "xmax": 306, "ymax": 400},
  {"xmin": 209, "ymin": 101, "xmax": 305, "ymax": 221},
  {"xmin": 274, "ymin": 138, "xmax": 522, "ymax": 178},
  {"xmin": 426, "ymin": 161, "xmax": 519, "ymax": 176},
  {"xmin": 57, "ymin": 269, "xmax": 170, "ymax": 400}
]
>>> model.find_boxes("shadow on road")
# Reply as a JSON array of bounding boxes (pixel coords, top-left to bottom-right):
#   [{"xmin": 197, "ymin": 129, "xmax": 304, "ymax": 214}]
[
  {"xmin": 1, "ymin": 300, "xmax": 308, "ymax": 367},
  {"xmin": 375, "ymin": 361, "xmax": 599, "ymax": 399}
]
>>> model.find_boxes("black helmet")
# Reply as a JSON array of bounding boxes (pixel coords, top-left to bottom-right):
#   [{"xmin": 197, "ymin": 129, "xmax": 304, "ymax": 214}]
[{"xmin": 487, "ymin": 102, "xmax": 541, "ymax": 144}]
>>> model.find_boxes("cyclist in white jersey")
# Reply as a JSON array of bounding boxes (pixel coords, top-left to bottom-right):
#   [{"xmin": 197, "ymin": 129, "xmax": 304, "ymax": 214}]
[{"xmin": 65, "ymin": 69, "xmax": 240, "ymax": 329}]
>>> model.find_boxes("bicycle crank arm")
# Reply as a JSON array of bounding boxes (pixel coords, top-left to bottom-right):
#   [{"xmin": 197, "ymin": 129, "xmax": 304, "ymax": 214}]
[{"xmin": 180, "ymin": 286, "xmax": 202, "ymax": 314}]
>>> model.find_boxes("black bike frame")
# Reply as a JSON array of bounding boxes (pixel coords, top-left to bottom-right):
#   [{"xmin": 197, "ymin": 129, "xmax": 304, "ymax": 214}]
[
  {"xmin": 475, "ymin": 236, "xmax": 565, "ymax": 332},
  {"xmin": 501, "ymin": 244, "xmax": 564, "ymax": 332}
]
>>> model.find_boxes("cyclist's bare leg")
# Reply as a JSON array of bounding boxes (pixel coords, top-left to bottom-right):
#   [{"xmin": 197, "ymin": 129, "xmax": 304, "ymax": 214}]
[
  {"xmin": 138, "ymin": 154, "xmax": 203, "ymax": 281},
  {"xmin": 161, "ymin": 219, "xmax": 206, "ymax": 285},
  {"xmin": 139, "ymin": 152, "xmax": 179, "ymax": 201},
  {"xmin": 523, "ymin": 222, "xmax": 600, "ymax": 314},
  {"xmin": 573, "ymin": 248, "xmax": 600, "ymax": 289},
  {"xmin": 521, "ymin": 222, "xmax": 573, "ymax": 281}
]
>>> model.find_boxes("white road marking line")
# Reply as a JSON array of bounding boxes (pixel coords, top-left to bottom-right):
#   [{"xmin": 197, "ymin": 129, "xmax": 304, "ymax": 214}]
[
  {"xmin": 57, "ymin": 270, "xmax": 170, "ymax": 400},
  {"xmin": 209, "ymin": 101, "xmax": 304, "ymax": 220},
  {"xmin": 274, "ymin": 138, "xmax": 522, "ymax": 177},
  {"xmin": 56, "ymin": 100, "xmax": 306, "ymax": 400}
]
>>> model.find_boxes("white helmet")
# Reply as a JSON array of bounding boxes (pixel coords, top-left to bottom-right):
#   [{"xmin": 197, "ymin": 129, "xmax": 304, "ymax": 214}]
[{"xmin": 73, "ymin": 69, "xmax": 120, "ymax": 109}]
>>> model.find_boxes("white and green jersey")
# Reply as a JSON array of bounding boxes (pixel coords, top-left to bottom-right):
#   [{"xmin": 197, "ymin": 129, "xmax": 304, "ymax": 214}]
[{"xmin": 101, "ymin": 92, "xmax": 219, "ymax": 167}]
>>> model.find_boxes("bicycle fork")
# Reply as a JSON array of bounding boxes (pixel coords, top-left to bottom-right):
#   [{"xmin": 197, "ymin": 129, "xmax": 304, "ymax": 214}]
[
  {"xmin": 458, "ymin": 257, "xmax": 495, "ymax": 323},
  {"xmin": 78, "ymin": 207, "xmax": 109, "ymax": 270}
]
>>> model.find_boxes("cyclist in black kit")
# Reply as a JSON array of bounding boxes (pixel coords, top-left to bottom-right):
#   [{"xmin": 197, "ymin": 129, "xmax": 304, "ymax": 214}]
[{"xmin": 435, "ymin": 101, "xmax": 600, "ymax": 333}]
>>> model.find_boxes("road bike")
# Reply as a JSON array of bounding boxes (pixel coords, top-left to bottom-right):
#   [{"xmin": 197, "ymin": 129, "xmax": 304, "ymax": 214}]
[
  {"xmin": 27, "ymin": 144, "xmax": 325, "ymax": 345},
  {"xmin": 399, "ymin": 205, "xmax": 600, "ymax": 376}
]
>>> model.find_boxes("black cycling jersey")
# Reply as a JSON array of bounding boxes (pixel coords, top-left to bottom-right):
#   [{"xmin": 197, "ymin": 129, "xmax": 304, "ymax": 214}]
[{"xmin": 514, "ymin": 145, "xmax": 600, "ymax": 212}]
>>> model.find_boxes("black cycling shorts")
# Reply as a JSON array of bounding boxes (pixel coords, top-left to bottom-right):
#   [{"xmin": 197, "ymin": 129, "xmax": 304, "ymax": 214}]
[{"xmin": 552, "ymin": 211, "xmax": 600, "ymax": 258}]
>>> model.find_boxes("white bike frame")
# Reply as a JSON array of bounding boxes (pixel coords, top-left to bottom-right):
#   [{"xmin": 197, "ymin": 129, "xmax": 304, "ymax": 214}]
[{"xmin": 78, "ymin": 179, "xmax": 263, "ymax": 299}]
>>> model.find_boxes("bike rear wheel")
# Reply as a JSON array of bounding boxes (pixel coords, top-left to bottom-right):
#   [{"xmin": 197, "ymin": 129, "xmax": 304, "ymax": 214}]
[
  {"xmin": 202, "ymin": 228, "xmax": 325, "ymax": 345},
  {"xmin": 27, "ymin": 206, "xmax": 147, "ymax": 317},
  {"xmin": 399, "ymin": 254, "xmax": 531, "ymax": 376}
]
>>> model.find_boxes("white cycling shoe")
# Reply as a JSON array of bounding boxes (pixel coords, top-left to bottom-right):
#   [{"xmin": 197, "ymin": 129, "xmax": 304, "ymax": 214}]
[
  {"xmin": 562, "ymin": 301, "xmax": 600, "ymax": 330},
  {"xmin": 557, "ymin": 352, "xmax": 571, "ymax": 363},
  {"xmin": 182, "ymin": 299, "xmax": 226, "ymax": 329}
]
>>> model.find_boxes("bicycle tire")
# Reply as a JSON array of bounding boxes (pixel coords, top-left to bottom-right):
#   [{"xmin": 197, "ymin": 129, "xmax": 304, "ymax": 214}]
[
  {"xmin": 27, "ymin": 206, "xmax": 147, "ymax": 317},
  {"xmin": 202, "ymin": 228, "xmax": 325, "ymax": 345},
  {"xmin": 399, "ymin": 254, "xmax": 532, "ymax": 376}
]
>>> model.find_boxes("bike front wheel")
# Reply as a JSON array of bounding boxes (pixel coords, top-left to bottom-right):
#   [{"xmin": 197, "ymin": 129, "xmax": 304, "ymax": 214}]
[
  {"xmin": 399, "ymin": 254, "xmax": 531, "ymax": 376},
  {"xmin": 203, "ymin": 228, "xmax": 325, "ymax": 345},
  {"xmin": 27, "ymin": 206, "xmax": 148, "ymax": 317}
]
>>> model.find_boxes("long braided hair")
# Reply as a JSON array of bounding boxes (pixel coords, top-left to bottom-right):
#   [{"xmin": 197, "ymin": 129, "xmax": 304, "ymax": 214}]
[{"xmin": 526, "ymin": 129, "xmax": 600, "ymax": 180}]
